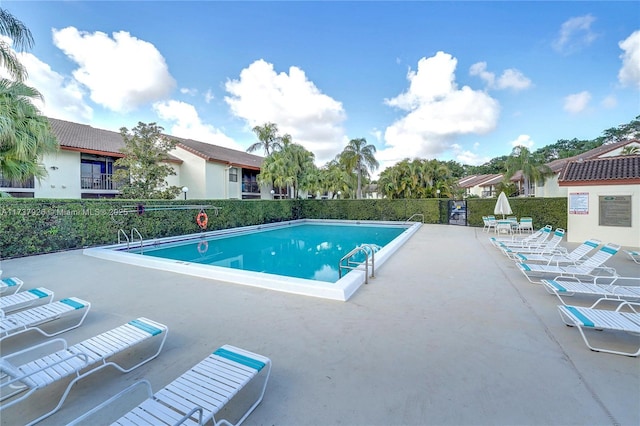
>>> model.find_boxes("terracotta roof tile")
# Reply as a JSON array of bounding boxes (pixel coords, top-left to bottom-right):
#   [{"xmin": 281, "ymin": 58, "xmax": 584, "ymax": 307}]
[
  {"xmin": 174, "ymin": 138, "xmax": 264, "ymax": 169},
  {"xmin": 558, "ymin": 155, "xmax": 640, "ymax": 185}
]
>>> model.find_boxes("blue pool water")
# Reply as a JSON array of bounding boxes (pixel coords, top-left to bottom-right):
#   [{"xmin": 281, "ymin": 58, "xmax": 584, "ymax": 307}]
[{"xmin": 132, "ymin": 223, "xmax": 406, "ymax": 283}]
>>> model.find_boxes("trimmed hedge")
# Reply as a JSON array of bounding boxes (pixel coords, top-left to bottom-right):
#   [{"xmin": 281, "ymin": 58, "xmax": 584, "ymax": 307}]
[{"xmin": 0, "ymin": 197, "xmax": 566, "ymax": 258}]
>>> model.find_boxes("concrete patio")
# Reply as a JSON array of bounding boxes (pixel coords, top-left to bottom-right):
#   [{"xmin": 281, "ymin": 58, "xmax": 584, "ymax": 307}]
[{"xmin": 1, "ymin": 224, "xmax": 639, "ymax": 425}]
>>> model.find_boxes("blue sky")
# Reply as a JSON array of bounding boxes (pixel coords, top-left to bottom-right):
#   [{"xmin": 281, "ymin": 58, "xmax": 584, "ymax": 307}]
[{"xmin": 4, "ymin": 1, "xmax": 639, "ymax": 175}]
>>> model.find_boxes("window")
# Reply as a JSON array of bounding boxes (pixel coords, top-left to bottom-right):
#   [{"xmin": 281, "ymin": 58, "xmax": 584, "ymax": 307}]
[{"xmin": 229, "ymin": 167, "xmax": 238, "ymax": 182}]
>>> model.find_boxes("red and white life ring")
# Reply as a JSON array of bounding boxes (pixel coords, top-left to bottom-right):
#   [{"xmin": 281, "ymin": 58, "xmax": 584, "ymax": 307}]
[{"xmin": 196, "ymin": 211, "xmax": 208, "ymax": 229}]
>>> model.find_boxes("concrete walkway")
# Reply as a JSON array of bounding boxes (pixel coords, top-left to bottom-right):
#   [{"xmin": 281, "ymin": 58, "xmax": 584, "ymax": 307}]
[{"xmin": 1, "ymin": 224, "xmax": 639, "ymax": 425}]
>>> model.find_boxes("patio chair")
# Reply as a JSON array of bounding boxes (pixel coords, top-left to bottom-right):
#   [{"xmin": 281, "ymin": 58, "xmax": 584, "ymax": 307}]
[
  {"xmin": 517, "ymin": 217, "xmax": 534, "ymax": 234},
  {"xmin": 0, "ymin": 287, "xmax": 54, "ymax": 316},
  {"xmin": 0, "ymin": 297, "xmax": 90, "ymax": 341},
  {"xmin": 484, "ymin": 215, "xmax": 497, "ymax": 233},
  {"xmin": 542, "ymin": 275, "xmax": 640, "ymax": 305},
  {"xmin": 557, "ymin": 298, "xmax": 640, "ymax": 356},
  {"xmin": 624, "ymin": 250, "xmax": 640, "ymax": 264},
  {"xmin": 501, "ymin": 228, "xmax": 565, "ymax": 257},
  {"xmin": 516, "ymin": 243, "xmax": 621, "ymax": 284},
  {"xmin": 0, "ymin": 317, "xmax": 168, "ymax": 425},
  {"xmin": 491, "ymin": 225, "xmax": 552, "ymax": 248},
  {"xmin": 70, "ymin": 344, "xmax": 271, "ymax": 426},
  {"xmin": 0, "ymin": 277, "xmax": 23, "ymax": 295},
  {"xmin": 511, "ymin": 239, "xmax": 601, "ymax": 265}
]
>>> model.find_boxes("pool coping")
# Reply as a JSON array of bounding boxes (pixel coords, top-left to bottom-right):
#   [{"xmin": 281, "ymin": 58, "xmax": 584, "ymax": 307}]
[{"xmin": 83, "ymin": 219, "xmax": 422, "ymax": 301}]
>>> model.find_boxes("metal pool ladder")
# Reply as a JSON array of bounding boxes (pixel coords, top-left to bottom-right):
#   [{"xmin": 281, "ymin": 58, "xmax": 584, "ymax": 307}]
[
  {"xmin": 338, "ymin": 244, "xmax": 380, "ymax": 284},
  {"xmin": 118, "ymin": 228, "xmax": 144, "ymax": 253},
  {"xmin": 405, "ymin": 213, "xmax": 424, "ymax": 223}
]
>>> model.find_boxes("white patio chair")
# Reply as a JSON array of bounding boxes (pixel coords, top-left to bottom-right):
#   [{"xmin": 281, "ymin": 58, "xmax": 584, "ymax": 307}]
[
  {"xmin": 558, "ymin": 298, "xmax": 640, "ymax": 356},
  {"xmin": 0, "ymin": 287, "xmax": 54, "ymax": 316},
  {"xmin": 70, "ymin": 344, "xmax": 271, "ymax": 426},
  {"xmin": 0, "ymin": 277, "xmax": 23, "ymax": 295},
  {"xmin": 0, "ymin": 317, "xmax": 168, "ymax": 425},
  {"xmin": 512, "ymin": 239, "xmax": 601, "ymax": 265},
  {"xmin": 0, "ymin": 297, "xmax": 90, "ymax": 341},
  {"xmin": 517, "ymin": 217, "xmax": 534, "ymax": 234},
  {"xmin": 624, "ymin": 250, "xmax": 640, "ymax": 264},
  {"xmin": 501, "ymin": 228, "xmax": 565, "ymax": 257},
  {"xmin": 542, "ymin": 275, "xmax": 640, "ymax": 305}
]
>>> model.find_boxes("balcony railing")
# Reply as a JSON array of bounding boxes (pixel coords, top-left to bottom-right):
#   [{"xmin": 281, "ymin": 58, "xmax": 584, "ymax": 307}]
[
  {"xmin": 0, "ymin": 176, "xmax": 34, "ymax": 189},
  {"xmin": 242, "ymin": 181, "xmax": 260, "ymax": 193},
  {"xmin": 81, "ymin": 174, "xmax": 121, "ymax": 190}
]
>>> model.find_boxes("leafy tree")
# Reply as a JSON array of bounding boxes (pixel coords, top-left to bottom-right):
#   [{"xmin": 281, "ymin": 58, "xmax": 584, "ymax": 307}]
[
  {"xmin": 377, "ymin": 158, "xmax": 452, "ymax": 199},
  {"xmin": 247, "ymin": 122, "xmax": 287, "ymax": 156},
  {"xmin": 0, "ymin": 10, "xmax": 58, "ymax": 183},
  {"xmin": 339, "ymin": 137, "xmax": 378, "ymax": 199},
  {"xmin": 113, "ymin": 122, "xmax": 181, "ymax": 199},
  {"xmin": 504, "ymin": 146, "xmax": 554, "ymax": 196},
  {"xmin": 0, "ymin": 80, "xmax": 58, "ymax": 182},
  {"xmin": 258, "ymin": 139, "xmax": 316, "ymax": 199},
  {"xmin": 0, "ymin": 8, "xmax": 34, "ymax": 82}
]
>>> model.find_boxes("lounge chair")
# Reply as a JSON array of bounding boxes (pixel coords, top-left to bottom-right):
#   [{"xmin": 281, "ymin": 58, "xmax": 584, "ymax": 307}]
[
  {"xmin": 558, "ymin": 298, "xmax": 640, "ymax": 356},
  {"xmin": 501, "ymin": 228, "xmax": 565, "ymax": 257},
  {"xmin": 516, "ymin": 243, "xmax": 620, "ymax": 284},
  {"xmin": 624, "ymin": 250, "xmax": 640, "ymax": 264},
  {"xmin": 70, "ymin": 344, "xmax": 271, "ymax": 426},
  {"xmin": 542, "ymin": 275, "xmax": 640, "ymax": 305},
  {"xmin": 0, "ymin": 317, "xmax": 168, "ymax": 425},
  {"xmin": 509, "ymin": 238, "xmax": 600, "ymax": 264},
  {"xmin": 0, "ymin": 297, "xmax": 90, "ymax": 341},
  {"xmin": 0, "ymin": 277, "xmax": 23, "ymax": 295},
  {"xmin": 490, "ymin": 225, "xmax": 552, "ymax": 247},
  {"xmin": 0, "ymin": 287, "xmax": 54, "ymax": 316}
]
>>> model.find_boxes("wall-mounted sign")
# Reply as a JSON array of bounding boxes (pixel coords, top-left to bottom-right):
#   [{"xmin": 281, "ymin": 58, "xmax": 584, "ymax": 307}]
[
  {"xmin": 569, "ymin": 192, "xmax": 589, "ymax": 215},
  {"xmin": 599, "ymin": 195, "xmax": 632, "ymax": 227}
]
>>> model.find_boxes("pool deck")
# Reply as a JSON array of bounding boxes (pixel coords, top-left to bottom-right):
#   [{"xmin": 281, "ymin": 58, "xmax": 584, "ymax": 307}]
[{"xmin": 2, "ymin": 224, "xmax": 639, "ymax": 425}]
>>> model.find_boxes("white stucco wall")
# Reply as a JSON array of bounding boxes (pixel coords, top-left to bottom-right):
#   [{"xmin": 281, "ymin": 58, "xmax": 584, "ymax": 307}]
[
  {"xmin": 37, "ymin": 150, "xmax": 81, "ymax": 198},
  {"xmin": 565, "ymin": 184, "xmax": 640, "ymax": 248},
  {"xmin": 169, "ymin": 148, "xmax": 207, "ymax": 199},
  {"xmin": 535, "ymin": 174, "xmax": 567, "ymax": 198}
]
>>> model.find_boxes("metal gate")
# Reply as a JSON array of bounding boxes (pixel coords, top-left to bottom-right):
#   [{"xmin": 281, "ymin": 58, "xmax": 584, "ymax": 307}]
[{"xmin": 448, "ymin": 200, "xmax": 467, "ymax": 225}]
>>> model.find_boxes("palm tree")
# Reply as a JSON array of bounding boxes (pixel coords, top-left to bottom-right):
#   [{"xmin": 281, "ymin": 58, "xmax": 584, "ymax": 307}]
[
  {"xmin": 0, "ymin": 8, "xmax": 34, "ymax": 81},
  {"xmin": 504, "ymin": 146, "xmax": 554, "ymax": 196},
  {"xmin": 247, "ymin": 122, "xmax": 284, "ymax": 156},
  {"xmin": 621, "ymin": 145, "xmax": 639, "ymax": 155},
  {"xmin": 0, "ymin": 79, "xmax": 58, "ymax": 182},
  {"xmin": 340, "ymin": 137, "xmax": 378, "ymax": 199}
]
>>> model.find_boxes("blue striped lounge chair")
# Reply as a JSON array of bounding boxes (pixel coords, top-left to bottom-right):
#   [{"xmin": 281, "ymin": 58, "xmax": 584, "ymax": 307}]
[
  {"xmin": 501, "ymin": 228, "xmax": 565, "ymax": 257},
  {"xmin": 0, "ymin": 297, "xmax": 90, "ymax": 341},
  {"xmin": 490, "ymin": 225, "xmax": 552, "ymax": 247},
  {"xmin": 0, "ymin": 317, "xmax": 168, "ymax": 425},
  {"xmin": 0, "ymin": 277, "xmax": 23, "ymax": 295},
  {"xmin": 542, "ymin": 275, "xmax": 640, "ymax": 305},
  {"xmin": 509, "ymin": 238, "xmax": 601, "ymax": 264},
  {"xmin": 70, "ymin": 344, "xmax": 271, "ymax": 426},
  {"xmin": 516, "ymin": 243, "xmax": 620, "ymax": 284},
  {"xmin": 624, "ymin": 250, "xmax": 640, "ymax": 264},
  {"xmin": 0, "ymin": 287, "xmax": 54, "ymax": 316},
  {"xmin": 558, "ymin": 298, "xmax": 640, "ymax": 356}
]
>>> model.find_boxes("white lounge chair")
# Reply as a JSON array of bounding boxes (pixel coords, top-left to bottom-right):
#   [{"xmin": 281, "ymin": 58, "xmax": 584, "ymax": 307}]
[
  {"xmin": 0, "ymin": 297, "xmax": 90, "ymax": 341},
  {"xmin": 558, "ymin": 298, "xmax": 640, "ymax": 356},
  {"xmin": 70, "ymin": 344, "xmax": 271, "ymax": 426},
  {"xmin": 501, "ymin": 228, "xmax": 565, "ymax": 257},
  {"xmin": 510, "ymin": 238, "xmax": 601, "ymax": 264},
  {"xmin": 0, "ymin": 277, "xmax": 23, "ymax": 295},
  {"xmin": 516, "ymin": 243, "xmax": 620, "ymax": 284},
  {"xmin": 0, "ymin": 317, "xmax": 168, "ymax": 425},
  {"xmin": 542, "ymin": 276, "xmax": 640, "ymax": 305},
  {"xmin": 624, "ymin": 250, "xmax": 640, "ymax": 264},
  {"xmin": 0, "ymin": 287, "xmax": 54, "ymax": 316},
  {"xmin": 490, "ymin": 225, "xmax": 552, "ymax": 248}
]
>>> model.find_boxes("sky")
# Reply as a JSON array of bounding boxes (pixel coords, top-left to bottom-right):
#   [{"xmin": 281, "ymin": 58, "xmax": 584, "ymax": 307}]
[{"xmin": 3, "ymin": 1, "xmax": 640, "ymax": 177}]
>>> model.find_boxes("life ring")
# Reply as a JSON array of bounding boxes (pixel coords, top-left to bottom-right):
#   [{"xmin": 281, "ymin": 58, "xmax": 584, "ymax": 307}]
[
  {"xmin": 196, "ymin": 211, "xmax": 208, "ymax": 229},
  {"xmin": 197, "ymin": 240, "xmax": 208, "ymax": 254}
]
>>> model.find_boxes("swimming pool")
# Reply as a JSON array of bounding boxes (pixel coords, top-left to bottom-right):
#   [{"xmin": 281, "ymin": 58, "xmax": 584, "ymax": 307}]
[{"xmin": 84, "ymin": 219, "xmax": 421, "ymax": 301}]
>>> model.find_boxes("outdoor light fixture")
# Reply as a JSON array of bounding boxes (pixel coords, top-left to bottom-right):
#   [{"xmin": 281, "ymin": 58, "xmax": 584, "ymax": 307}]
[
  {"xmin": 182, "ymin": 186, "xmax": 189, "ymax": 200},
  {"xmin": 337, "ymin": 191, "xmax": 341, "ymax": 199},
  {"xmin": 436, "ymin": 189, "xmax": 441, "ymax": 198},
  {"xmin": 270, "ymin": 189, "xmax": 275, "ymax": 199}
]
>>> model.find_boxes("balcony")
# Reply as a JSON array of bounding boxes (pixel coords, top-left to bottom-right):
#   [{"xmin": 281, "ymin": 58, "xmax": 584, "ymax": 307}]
[
  {"xmin": 81, "ymin": 174, "xmax": 121, "ymax": 190},
  {"xmin": 241, "ymin": 180, "xmax": 260, "ymax": 194},
  {"xmin": 0, "ymin": 175, "xmax": 34, "ymax": 189}
]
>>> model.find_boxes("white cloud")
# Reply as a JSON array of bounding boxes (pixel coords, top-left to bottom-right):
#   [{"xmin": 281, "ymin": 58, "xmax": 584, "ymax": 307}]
[
  {"xmin": 204, "ymin": 88, "xmax": 214, "ymax": 103},
  {"xmin": 153, "ymin": 100, "xmax": 243, "ymax": 150},
  {"xmin": 510, "ymin": 134, "xmax": 535, "ymax": 149},
  {"xmin": 469, "ymin": 62, "xmax": 531, "ymax": 91},
  {"xmin": 380, "ymin": 52, "xmax": 500, "ymax": 165},
  {"xmin": 602, "ymin": 95, "xmax": 617, "ymax": 109},
  {"xmin": 563, "ymin": 91, "xmax": 591, "ymax": 114},
  {"xmin": 451, "ymin": 144, "xmax": 491, "ymax": 166},
  {"xmin": 552, "ymin": 15, "xmax": 598, "ymax": 54},
  {"xmin": 224, "ymin": 59, "xmax": 347, "ymax": 164},
  {"xmin": 618, "ymin": 30, "xmax": 640, "ymax": 89},
  {"xmin": 52, "ymin": 27, "xmax": 176, "ymax": 112},
  {"xmin": 180, "ymin": 88, "xmax": 197, "ymax": 96}
]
